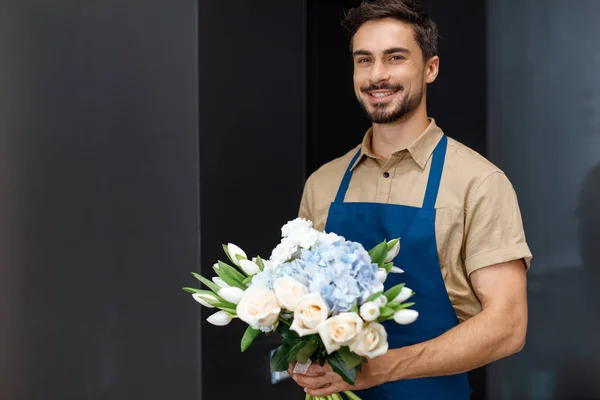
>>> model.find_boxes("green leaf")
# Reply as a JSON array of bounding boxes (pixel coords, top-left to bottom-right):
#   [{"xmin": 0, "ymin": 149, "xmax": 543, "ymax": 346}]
[
  {"xmin": 296, "ymin": 339, "xmax": 319, "ymax": 364},
  {"xmin": 182, "ymin": 287, "xmax": 200, "ymax": 294},
  {"xmin": 337, "ymin": 346, "xmax": 364, "ymax": 368},
  {"xmin": 213, "ymin": 262, "xmax": 246, "ymax": 289},
  {"xmin": 241, "ymin": 326, "xmax": 261, "ymax": 352},
  {"xmin": 276, "ymin": 321, "xmax": 299, "ymax": 341},
  {"xmin": 287, "ymin": 340, "xmax": 310, "ymax": 363},
  {"xmin": 327, "ymin": 351, "xmax": 357, "ymax": 385},
  {"xmin": 350, "ymin": 303, "xmax": 359, "ymax": 313},
  {"xmin": 382, "ymin": 262, "xmax": 394, "ymax": 274},
  {"xmin": 191, "ymin": 272, "xmax": 221, "ymax": 293},
  {"xmin": 218, "ymin": 260, "xmax": 247, "ymax": 282},
  {"xmin": 396, "ymin": 302, "xmax": 415, "ymax": 310},
  {"xmin": 255, "ymin": 256, "xmax": 266, "ymax": 271},
  {"xmin": 366, "ymin": 291, "xmax": 383, "ymax": 303},
  {"xmin": 270, "ymin": 344, "xmax": 292, "ymax": 372},
  {"xmin": 379, "ymin": 306, "xmax": 396, "ymax": 319},
  {"xmin": 242, "ymin": 275, "xmax": 253, "ymax": 285},
  {"xmin": 384, "ymin": 284, "xmax": 405, "ymax": 303},
  {"xmin": 386, "ymin": 238, "xmax": 399, "ymax": 252},
  {"xmin": 368, "ymin": 240, "xmax": 387, "ymax": 265}
]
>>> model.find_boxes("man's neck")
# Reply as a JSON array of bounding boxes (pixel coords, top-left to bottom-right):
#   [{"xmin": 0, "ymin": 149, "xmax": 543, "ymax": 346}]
[{"xmin": 371, "ymin": 108, "xmax": 430, "ymax": 161}]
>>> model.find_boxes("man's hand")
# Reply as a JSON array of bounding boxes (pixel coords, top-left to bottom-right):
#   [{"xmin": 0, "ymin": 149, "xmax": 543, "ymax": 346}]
[{"xmin": 287, "ymin": 356, "xmax": 389, "ymax": 397}]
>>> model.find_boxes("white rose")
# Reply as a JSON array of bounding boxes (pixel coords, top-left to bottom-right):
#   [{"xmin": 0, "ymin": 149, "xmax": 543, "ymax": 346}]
[
  {"xmin": 349, "ymin": 322, "xmax": 389, "ymax": 358},
  {"xmin": 236, "ymin": 286, "xmax": 281, "ymax": 330},
  {"xmin": 317, "ymin": 312, "xmax": 364, "ymax": 354},
  {"xmin": 290, "ymin": 293, "xmax": 329, "ymax": 336},
  {"xmin": 273, "ymin": 277, "xmax": 308, "ymax": 311},
  {"xmin": 359, "ymin": 301, "xmax": 380, "ymax": 322}
]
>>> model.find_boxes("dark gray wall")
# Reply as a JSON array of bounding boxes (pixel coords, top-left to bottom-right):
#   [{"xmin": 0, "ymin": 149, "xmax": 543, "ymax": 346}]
[
  {"xmin": 0, "ymin": 1, "xmax": 200, "ymax": 399},
  {"xmin": 197, "ymin": 1, "xmax": 307, "ymax": 399},
  {"xmin": 487, "ymin": 1, "xmax": 600, "ymax": 399}
]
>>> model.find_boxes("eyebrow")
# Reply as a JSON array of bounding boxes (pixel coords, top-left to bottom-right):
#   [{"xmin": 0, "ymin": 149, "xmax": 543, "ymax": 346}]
[{"xmin": 352, "ymin": 47, "xmax": 411, "ymax": 57}]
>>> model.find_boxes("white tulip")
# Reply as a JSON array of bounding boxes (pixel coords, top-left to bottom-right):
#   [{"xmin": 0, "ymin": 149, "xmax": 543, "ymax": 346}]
[
  {"xmin": 227, "ymin": 243, "xmax": 247, "ymax": 266},
  {"xmin": 273, "ymin": 276, "xmax": 308, "ymax": 311},
  {"xmin": 207, "ymin": 311, "xmax": 233, "ymax": 326},
  {"xmin": 212, "ymin": 277, "xmax": 229, "ymax": 288},
  {"xmin": 349, "ymin": 322, "xmax": 389, "ymax": 358},
  {"xmin": 192, "ymin": 293, "xmax": 218, "ymax": 308},
  {"xmin": 384, "ymin": 239, "xmax": 401, "ymax": 263},
  {"xmin": 359, "ymin": 302, "xmax": 380, "ymax": 322},
  {"xmin": 213, "ymin": 262, "xmax": 219, "ymax": 270},
  {"xmin": 317, "ymin": 312, "xmax": 364, "ymax": 354},
  {"xmin": 219, "ymin": 287, "xmax": 244, "ymax": 304},
  {"xmin": 375, "ymin": 268, "xmax": 387, "ymax": 284},
  {"xmin": 374, "ymin": 295, "xmax": 388, "ymax": 308},
  {"xmin": 239, "ymin": 259, "xmax": 261, "ymax": 276},
  {"xmin": 391, "ymin": 287, "xmax": 414, "ymax": 304},
  {"xmin": 393, "ymin": 309, "xmax": 419, "ymax": 325},
  {"xmin": 236, "ymin": 286, "xmax": 281, "ymax": 330},
  {"xmin": 390, "ymin": 266, "xmax": 404, "ymax": 274},
  {"xmin": 290, "ymin": 293, "xmax": 329, "ymax": 337}
]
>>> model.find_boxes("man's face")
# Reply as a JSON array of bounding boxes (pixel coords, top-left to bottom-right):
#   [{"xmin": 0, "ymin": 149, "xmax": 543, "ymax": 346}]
[{"xmin": 352, "ymin": 18, "xmax": 435, "ymax": 124}]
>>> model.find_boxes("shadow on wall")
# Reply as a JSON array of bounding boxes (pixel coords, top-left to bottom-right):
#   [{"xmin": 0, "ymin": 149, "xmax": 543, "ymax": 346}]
[{"xmin": 551, "ymin": 163, "xmax": 600, "ymax": 400}]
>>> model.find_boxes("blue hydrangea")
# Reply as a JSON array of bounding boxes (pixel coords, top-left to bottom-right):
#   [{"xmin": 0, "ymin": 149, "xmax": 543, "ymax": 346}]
[{"xmin": 251, "ymin": 238, "xmax": 383, "ymax": 314}]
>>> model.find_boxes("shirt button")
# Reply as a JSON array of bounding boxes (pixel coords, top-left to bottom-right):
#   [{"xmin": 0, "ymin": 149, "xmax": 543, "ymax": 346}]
[{"xmin": 383, "ymin": 171, "xmax": 390, "ymax": 178}]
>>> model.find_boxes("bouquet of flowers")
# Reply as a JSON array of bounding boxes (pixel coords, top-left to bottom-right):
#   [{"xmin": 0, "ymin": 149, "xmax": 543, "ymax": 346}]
[{"xmin": 183, "ymin": 218, "xmax": 418, "ymax": 400}]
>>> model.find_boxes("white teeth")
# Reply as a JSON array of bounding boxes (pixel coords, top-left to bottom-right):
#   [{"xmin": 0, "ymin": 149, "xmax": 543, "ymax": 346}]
[{"xmin": 372, "ymin": 91, "xmax": 394, "ymax": 98}]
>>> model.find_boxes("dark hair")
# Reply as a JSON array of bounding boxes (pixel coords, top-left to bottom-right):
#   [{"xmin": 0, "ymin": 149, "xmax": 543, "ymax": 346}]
[{"xmin": 342, "ymin": 0, "xmax": 438, "ymax": 61}]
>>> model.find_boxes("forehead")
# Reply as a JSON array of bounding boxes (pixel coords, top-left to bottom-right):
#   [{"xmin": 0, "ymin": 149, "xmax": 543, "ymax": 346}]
[{"xmin": 352, "ymin": 18, "xmax": 419, "ymax": 54}]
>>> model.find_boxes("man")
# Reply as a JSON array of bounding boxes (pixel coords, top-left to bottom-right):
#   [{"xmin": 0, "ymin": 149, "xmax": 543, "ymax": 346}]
[{"xmin": 289, "ymin": 0, "xmax": 532, "ymax": 398}]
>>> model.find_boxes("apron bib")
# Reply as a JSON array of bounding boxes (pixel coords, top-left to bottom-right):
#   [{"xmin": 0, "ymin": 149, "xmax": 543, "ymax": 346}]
[{"xmin": 325, "ymin": 135, "xmax": 470, "ymax": 399}]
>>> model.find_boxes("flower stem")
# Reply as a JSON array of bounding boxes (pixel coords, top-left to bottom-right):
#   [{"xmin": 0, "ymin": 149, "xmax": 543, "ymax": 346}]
[
  {"xmin": 343, "ymin": 390, "xmax": 362, "ymax": 400},
  {"xmin": 279, "ymin": 317, "xmax": 291, "ymax": 326}
]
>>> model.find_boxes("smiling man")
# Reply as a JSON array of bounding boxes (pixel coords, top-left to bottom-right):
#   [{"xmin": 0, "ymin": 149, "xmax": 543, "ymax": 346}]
[{"xmin": 291, "ymin": 0, "xmax": 532, "ymax": 399}]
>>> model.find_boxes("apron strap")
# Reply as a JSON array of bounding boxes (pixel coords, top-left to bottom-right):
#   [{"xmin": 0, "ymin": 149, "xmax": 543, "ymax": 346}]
[
  {"xmin": 422, "ymin": 135, "xmax": 448, "ymax": 209},
  {"xmin": 334, "ymin": 149, "xmax": 362, "ymax": 204}
]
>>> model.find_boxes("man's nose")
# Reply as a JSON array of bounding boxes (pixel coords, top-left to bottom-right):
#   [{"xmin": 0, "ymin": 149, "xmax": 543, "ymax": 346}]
[{"xmin": 369, "ymin": 60, "xmax": 390, "ymax": 85}]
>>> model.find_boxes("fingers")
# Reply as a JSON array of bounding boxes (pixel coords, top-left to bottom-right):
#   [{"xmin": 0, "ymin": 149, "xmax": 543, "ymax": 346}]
[
  {"xmin": 293, "ymin": 374, "xmax": 333, "ymax": 390},
  {"xmin": 303, "ymin": 362, "xmax": 332, "ymax": 376},
  {"xmin": 287, "ymin": 362, "xmax": 296, "ymax": 377},
  {"xmin": 306, "ymin": 382, "xmax": 349, "ymax": 397}
]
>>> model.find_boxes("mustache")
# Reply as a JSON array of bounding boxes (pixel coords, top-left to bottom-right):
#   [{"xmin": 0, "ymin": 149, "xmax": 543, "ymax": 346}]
[{"xmin": 360, "ymin": 83, "xmax": 404, "ymax": 92}]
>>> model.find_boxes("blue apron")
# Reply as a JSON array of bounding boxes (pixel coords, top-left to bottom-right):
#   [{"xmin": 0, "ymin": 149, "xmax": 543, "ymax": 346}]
[{"xmin": 325, "ymin": 135, "xmax": 471, "ymax": 399}]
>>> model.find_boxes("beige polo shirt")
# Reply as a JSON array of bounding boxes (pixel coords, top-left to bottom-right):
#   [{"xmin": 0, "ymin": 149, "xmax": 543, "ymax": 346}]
[{"xmin": 298, "ymin": 119, "xmax": 532, "ymax": 322}]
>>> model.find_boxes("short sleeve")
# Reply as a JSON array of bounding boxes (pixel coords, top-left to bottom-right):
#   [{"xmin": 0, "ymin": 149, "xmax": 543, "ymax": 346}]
[
  {"xmin": 463, "ymin": 171, "xmax": 532, "ymax": 275},
  {"xmin": 298, "ymin": 175, "xmax": 314, "ymax": 221}
]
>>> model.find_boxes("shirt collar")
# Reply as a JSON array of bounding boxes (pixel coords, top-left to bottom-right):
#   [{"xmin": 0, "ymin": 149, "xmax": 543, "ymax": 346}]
[{"xmin": 351, "ymin": 118, "xmax": 444, "ymax": 171}]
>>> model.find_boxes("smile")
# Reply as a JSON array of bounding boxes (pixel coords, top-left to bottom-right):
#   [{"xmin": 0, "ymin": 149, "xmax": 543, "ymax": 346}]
[{"xmin": 365, "ymin": 89, "xmax": 400, "ymax": 103}]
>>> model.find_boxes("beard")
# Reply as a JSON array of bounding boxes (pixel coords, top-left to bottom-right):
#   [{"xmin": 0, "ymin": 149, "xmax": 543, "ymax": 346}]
[{"xmin": 357, "ymin": 82, "xmax": 424, "ymax": 124}]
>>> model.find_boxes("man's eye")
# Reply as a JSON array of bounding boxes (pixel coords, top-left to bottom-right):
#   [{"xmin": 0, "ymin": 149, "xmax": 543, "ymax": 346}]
[
  {"xmin": 357, "ymin": 58, "xmax": 369, "ymax": 63},
  {"xmin": 391, "ymin": 55, "xmax": 405, "ymax": 61}
]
